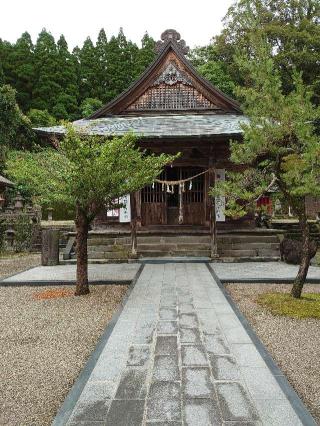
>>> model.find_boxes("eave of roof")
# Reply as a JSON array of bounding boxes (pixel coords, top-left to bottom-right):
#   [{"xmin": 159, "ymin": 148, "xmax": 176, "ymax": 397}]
[
  {"xmin": 34, "ymin": 114, "xmax": 249, "ymax": 138},
  {"xmin": 0, "ymin": 175, "xmax": 14, "ymax": 186}
]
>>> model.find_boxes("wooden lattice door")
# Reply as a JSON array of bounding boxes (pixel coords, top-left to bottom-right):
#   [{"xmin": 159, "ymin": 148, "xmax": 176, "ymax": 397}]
[
  {"xmin": 182, "ymin": 167, "xmax": 205, "ymax": 225},
  {"xmin": 141, "ymin": 171, "xmax": 166, "ymax": 225}
]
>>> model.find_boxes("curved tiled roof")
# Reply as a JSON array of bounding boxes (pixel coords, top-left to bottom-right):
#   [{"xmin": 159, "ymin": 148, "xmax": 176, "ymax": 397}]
[{"xmin": 35, "ymin": 114, "xmax": 249, "ymax": 138}]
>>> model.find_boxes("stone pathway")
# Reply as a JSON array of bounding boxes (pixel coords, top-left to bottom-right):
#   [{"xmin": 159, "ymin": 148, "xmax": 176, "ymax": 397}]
[
  {"xmin": 211, "ymin": 261, "xmax": 320, "ymax": 283},
  {"xmin": 1, "ymin": 263, "xmax": 140, "ymax": 284},
  {"xmin": 61, "ymin": 263, "xmax": 307, "ymax": 425}
]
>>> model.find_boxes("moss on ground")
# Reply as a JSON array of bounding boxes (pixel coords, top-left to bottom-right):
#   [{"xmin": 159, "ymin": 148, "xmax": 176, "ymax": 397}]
[{"xmin": 257, "ymin": 292, "xmax": 320, "ymax": 319}]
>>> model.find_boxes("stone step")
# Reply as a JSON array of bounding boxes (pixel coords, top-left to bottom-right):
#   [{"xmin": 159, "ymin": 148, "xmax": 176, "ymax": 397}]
[
  {"xmin": 138, "ymin": 250, "xmax": 211, "ymax": 257},
  {"xmin": 218, "ymin": 235, "xmax": 279, "ymax": 244},
  {"xmin": 87, "ymin": 251, "xmax": 129, "ymax": 259},
  {"xmin": 219, "ymin": 242, "xmax": 279, "ymax": 250},
  {"xmin": 219, "ymin": 249, "xmax": 257, "ymax": 257}
]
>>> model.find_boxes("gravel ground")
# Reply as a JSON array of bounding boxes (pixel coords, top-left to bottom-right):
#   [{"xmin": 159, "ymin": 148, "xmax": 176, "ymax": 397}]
[
  {"xmin": 0, "ymin": 253, "xmax": 41, "ymax": 280},
  {"xmin": 225, "ymin": 283, "xmax": 320, "ymax": 424},
  {"xmin": 0, "ymin": 284, "xmax": 128, "ymax": 426}
]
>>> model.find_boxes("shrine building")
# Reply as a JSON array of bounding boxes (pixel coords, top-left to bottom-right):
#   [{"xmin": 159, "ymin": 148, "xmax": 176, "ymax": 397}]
[{"xmin": 36, "ymin": 29, "xmax": 282, "ymax": 260}]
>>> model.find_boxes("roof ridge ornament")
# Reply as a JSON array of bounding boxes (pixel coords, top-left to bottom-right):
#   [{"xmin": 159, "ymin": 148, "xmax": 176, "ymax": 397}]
[
  {"xmin": 155, "ymin": 29, "xmax": 190, "ymax": 55},
  {"xmin": 153, "ymin": 61, "xmax": 192, "ymax": 86}
]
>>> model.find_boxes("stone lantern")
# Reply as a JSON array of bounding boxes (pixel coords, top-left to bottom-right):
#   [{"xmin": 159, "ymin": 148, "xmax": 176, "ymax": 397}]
[
  {"xmin": 5, "ymin": 227, "xmax": 15, "ymax": 248},
  {"xmin": 14, "ymin": 193, "xmax": 24, "ymax": 212}
]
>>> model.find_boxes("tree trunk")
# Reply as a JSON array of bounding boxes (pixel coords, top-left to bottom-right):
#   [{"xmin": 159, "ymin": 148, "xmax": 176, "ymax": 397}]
[
  {"xmin": 75, "ymin": 204, "xmax": 90, "ymax": 296},
  {"xmin": 291, "ymin": 210, "xmax": 310, "ymax": 299}
]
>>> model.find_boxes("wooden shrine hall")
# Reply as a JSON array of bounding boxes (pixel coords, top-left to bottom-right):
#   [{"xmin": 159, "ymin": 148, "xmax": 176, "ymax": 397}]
[{"xmin": 37, "ymin": 29, "xmax": 281, "ymax": 260}]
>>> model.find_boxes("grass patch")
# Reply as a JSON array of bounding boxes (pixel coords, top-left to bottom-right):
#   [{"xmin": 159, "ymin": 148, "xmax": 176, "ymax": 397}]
[{"xmin": 257, "ymin": 292, "xmax": 320, "ymax": 319}]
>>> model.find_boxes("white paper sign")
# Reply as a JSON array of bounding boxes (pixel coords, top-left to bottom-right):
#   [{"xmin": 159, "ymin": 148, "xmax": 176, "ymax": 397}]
[
  {"xmin": 215, "ymin": 169, "xmax": 225, "ymax": 222},
  {"xmin": 119, "ymin": 195, "xmax": 131, "ymax": 223}
]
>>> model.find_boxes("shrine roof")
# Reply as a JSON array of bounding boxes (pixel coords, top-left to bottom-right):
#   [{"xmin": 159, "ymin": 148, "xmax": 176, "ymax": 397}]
[{"xmin": 35, "ymin": 114, "xmax": 249, "ymax": 138}]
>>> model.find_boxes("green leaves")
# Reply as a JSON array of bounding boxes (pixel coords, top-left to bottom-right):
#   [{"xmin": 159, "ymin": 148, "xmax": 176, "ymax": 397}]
[{"xmin": 59, "ymin": 127, "xmax": 176, "ymax": 214}]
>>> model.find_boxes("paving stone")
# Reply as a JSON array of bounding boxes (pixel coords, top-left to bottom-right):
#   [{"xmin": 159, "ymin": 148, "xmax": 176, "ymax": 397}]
[
  {"xmin": 183, "ymin": 398, "xmax": 222, "ymax": 426},
  {"xmin": 216, "ymin": 382, "xmax": 260, "ymax": 422},
  {"xmin": 115, "ymin": 367, "xmax": 147, "ymax": 399},
  {"xmin": 132, "ymin": 321, "xmax": 156, "ymax": 344},
  {"xmin": 254, "ymin": 399, "xmax": 303, "ymax": 426},
  {"xmin": 231, "ymin": 344, "xmax": 266, "ymax": 367},
  {"xmin": 155, "ymin": 336, "xmax": 178, "ymax": 355},
  {"xmin": 127, "ymin": 345, "xmax": 150, "ymax": 367},
  {"xmin": 223, "ymin": 327, "xmax": 252, "ymax": 344},
  {"xmin": 159, "ymin": 308, "xmax": 178, "ymax": 320},
  {"xmin": 78, "ymin": 380, "xmax": 117, "ymax": 403},
  {"xmin": 179, "ymin": 313, "xmax": 198, "ymax": 328},
  {"xmin": 179, "ymin": 303, "xmax": 195, "ymax": 314},
  {"xmin": 203, "ymin": 333, "xmax": 231, "ymax": 355},
  {"xmin": 146, "ymin": 422, "xmax": 182, "ymax": 425},
  {"xmin": 180, "ymin": 327, "xmax": 201, "ymax": 344},
  {"xmin": 152, "ymin": 355, "xmax": 180, "ymax": 381},
  {"xmin": 148, "ymin": 381, "xmax": 181, "ymax": 399},
  {"xmin": 240, "ymin": 367, "xmax": 287, "ymax": 400},
  {"xmin": 209, "ymin": 354, "xmax": 240, "ymax": 380},
  {"xmin": 106, "ymin": 399, "xmax": 145, "ymax": 426},
  {"xmin": 68, "ymin": 400, "xmax": 111, "ymax": 423},
  {"xmin": 182, "ymin": 367, "xmax": 213, "ymax": 398},
  {"xmin": 146, "ymin": 398, "xmax": 182, "ymax": 422},
  {"xmin": 161, "ymin": 296, "xmax": 177, "ymax": 308},
  {"xmin": 67, "ymin": 421, "xmax": 105, "ymax": 426},
  {"xmin": 157, "ymin": 320, "xmax": 178, "ymax": 335},
  {"xmin": 178, "ymin": 295, "xmax": 193, "ymax": 304},
  {"xmin": 181, "ymin": 345, "xmax": 208, "ymax": 366}
]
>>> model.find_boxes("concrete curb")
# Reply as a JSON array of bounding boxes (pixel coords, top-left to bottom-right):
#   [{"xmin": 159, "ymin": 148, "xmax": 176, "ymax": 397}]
[
  {"xmin": 220, "ymin": 278, "xmax": 320, "ymax": 284},
  {"xmin": 0, "ymin": 280, "xmax": 131, "ymax": 287},
  {"xmin": 206, "ymin": 263, "xmax": 317, "ymax": 426},
  {"xmin": 52, "ymin": 264, "xmax": 144, "ymax": 426}
]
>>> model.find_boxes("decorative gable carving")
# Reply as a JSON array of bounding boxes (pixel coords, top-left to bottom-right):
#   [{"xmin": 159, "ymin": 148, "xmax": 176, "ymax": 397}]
[
  {"xmin": 153, "ymin": 62, "xmax": 192, "ymax": 86},
  {"xmin": 125, "ymin": 60, "xmax": 219, "ymax": 112}
]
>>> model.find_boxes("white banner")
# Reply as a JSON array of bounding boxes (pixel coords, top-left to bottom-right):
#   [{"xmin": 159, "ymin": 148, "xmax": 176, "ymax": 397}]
[
  {"xmin": 215, "ymin": 169, "xmax": 225, "ymax": 222},
  {"xmin": 119, "ymin": 195, "xmax": 131, "ymax": 223}
]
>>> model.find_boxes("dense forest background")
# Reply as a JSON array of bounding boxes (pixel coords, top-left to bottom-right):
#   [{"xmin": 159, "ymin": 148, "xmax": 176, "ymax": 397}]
[
  {"xmin": 0, "ymin": 1, "xmax": 319, "ymax": 136},
  {"xmin": 0, "ymin": 27, "xmax": 238, "ymax": 126}
]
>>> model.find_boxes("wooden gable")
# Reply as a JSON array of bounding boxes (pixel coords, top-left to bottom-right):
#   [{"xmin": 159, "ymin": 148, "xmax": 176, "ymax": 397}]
[{"xmin": 89, "ymin": 30, "xmax": 241, "ymax": 118}]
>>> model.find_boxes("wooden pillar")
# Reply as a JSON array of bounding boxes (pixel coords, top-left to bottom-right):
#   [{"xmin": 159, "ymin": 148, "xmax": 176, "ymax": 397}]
[
  {"xmin": 209, "ymin": 165, "xmax": 219, "ymax": 259},
  {"xmin": 178, "ymin": 183, "xmax": 183, "ymax": 224},
  {"xmin": 130, "ymin": 193, "xmax": 138, "ymax": 258}
]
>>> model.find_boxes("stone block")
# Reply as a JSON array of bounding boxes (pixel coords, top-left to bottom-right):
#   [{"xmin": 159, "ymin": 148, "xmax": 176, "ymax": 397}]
[
  {"xmin": 155, "ymin": 336, "xmax": 178, "ymax": 355},
  {"xmin": 157, "ymin": 320, "xmax": 178, "ymax": 335},
  {"xmin": 209, "ymin": 354, "xmax": 239, "ymax": 380},
  {"xmin": 182, "ymin": 367, "xmax": 213, "ymax": 398},
  {"xmin": 127, "ymin": 345, "xmax": 150, "ymax": 367},
  {"xmin": 216, "ymin": 382, "xmax": 260, "ymax": 422},
  {"xmin": 152, "ymin": 355, "xmax": 179, "ymax": 382},
  {"xmin": 115, "ymin": 367, "xmax": 147, "ymax": 399},
  {"xmin": 106, "ymin": 399, "xmax": 145, "ymax": 425},
  {"xmin": 181, "ymin": 345, "xmax": 208, "ymax": 366},
  {"xmin": 183, "ymin": 398, "xmax": 222, "ymax": 426},
  {"xmin": 180, "ymin": 327, "xmax": 201, "ymax": 344}
]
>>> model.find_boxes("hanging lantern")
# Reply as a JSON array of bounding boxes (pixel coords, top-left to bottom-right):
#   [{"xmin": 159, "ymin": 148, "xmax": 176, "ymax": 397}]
[
  {"xmin": 189, "ymin": 181, "xmax": 192, "ymax": 190},
  {"xmin": 152, "ymin": 182, "xmax": 155, "ymax": 189}
]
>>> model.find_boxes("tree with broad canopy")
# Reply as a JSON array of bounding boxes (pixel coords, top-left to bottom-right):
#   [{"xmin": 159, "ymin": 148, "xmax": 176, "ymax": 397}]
[
  {"xmin": 6, "ymin": 128, "xmax": 176, "ymax": 295},
  {"xmin": 211, "ymin": 33, "xmax": 320, "ymax": 299}
]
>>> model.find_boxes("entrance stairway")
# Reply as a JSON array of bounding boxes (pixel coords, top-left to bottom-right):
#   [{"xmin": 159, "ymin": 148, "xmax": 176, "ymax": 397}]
[{"xmin": 81, "ymin": 229, "xmax": 281, "ymax": 262}]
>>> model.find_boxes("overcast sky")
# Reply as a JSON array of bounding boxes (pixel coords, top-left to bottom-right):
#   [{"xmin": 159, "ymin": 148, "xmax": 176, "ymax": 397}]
[{"xmin": 0, "ymin": 0, "xmax": 234, "ymax": 49}]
